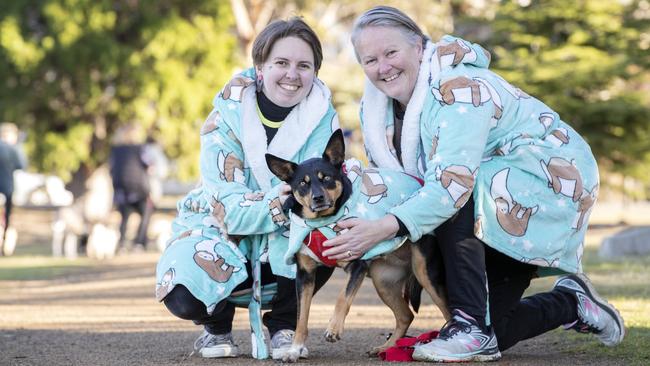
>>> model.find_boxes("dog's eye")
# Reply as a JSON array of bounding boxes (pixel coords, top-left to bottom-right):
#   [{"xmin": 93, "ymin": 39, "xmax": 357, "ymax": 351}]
[
  {"xmin": 299, "ymin": 181, "xmax": 307, "ymax": 187},
  {"xmin": 323, "ymin": 176, "xmax": 331, "ymax": 182}
]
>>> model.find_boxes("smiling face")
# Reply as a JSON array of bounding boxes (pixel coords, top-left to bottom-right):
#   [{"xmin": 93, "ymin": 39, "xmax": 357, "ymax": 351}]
[
  {"xmin": 354, "ymin": 26, "xmax": 423, "ymax": 106},
  {"xmin": 256, "ymin": 36, "xmax": 316, "ymax": 108}
]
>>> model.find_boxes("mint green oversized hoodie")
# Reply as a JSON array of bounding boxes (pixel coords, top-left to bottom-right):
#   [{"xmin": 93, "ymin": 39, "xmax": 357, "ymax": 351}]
[{"xmin": 360, "ymin": 36, "xmax": 598, "ymax": 275}]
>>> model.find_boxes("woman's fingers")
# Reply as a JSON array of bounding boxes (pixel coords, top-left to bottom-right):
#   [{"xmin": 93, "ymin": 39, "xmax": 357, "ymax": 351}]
[
  {"xmin": 322, "ymin": 215, "xmax": 399, "ymax": 259},
  {"xmin": 323, "ymin": 218, "xmax": 360, "ymax": 248}
]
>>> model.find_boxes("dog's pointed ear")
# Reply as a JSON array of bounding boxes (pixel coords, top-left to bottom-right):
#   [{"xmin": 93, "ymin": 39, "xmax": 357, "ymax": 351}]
[
  {"xmin": 322, "ymin": 129, "xmax": 345, "ymax": 168},
  {"xmin": 266, "ymin": 153, "xmax": 297, "ymax": 182}
]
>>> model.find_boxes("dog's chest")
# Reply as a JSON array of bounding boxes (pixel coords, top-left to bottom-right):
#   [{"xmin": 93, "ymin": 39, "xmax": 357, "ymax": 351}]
[
  {"xmin": 299, "ymin": 229, "xmax": 338, "ymax": 267},
  {"xmin": 287, "ymin": 165, "xmax": 423, "ymax": 265}
]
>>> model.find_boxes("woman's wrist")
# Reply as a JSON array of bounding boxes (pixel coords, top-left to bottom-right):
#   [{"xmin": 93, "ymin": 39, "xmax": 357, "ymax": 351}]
[{"xmin": 382, "ymin": 215, "xmax": 400, "ymax": 240}]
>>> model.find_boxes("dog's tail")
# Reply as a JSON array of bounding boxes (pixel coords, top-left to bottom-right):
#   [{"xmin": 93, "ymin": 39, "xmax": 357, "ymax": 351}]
[{"xmin": 406, "ymin": 275, "xmax": 423, "ymax": 313}]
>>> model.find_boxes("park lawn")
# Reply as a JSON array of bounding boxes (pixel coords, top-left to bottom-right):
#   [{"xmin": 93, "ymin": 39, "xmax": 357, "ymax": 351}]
[
  {"xmin": 0, "ymin": 256, "xmax": 95, "ymax": 281},
  {"xmin": 573, "ymin": 247, "xmax": 650, "ymax": 366},
  {"xmin": 528, "ymin": 246, "xmax": 650, "ymax": 366}
]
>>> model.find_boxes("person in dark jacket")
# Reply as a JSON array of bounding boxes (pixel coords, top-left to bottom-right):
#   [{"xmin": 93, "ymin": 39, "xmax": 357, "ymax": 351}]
[
  {"xmin": 109, "ymin": 126, "xmax": 154, "ymax": 252},
  {"xmin": 0, "ymin": 122, "xmax": 27, "ymax": 255}
]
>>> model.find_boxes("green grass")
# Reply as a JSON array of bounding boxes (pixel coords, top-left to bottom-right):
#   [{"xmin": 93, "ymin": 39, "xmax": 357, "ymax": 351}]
[
  {"xmin": 0, "ymin": 256, "xmax": 95, "ymax": 281},
  {"xmin": 527, "ymin": 247, "xmax": 650, "ymax": 364},
  {"xmin": 0, "ymin": 229, "xmax": 98, "ymax": 281},
  {"xmin": 542, "ymin": 326, "xmax": 650, "ymax": 366}
]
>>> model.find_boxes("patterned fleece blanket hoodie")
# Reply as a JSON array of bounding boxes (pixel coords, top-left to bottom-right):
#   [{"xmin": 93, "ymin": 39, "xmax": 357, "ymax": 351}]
[
  {"xmin": 155, "ymin": 67, "xmax": 339, "ymax": 358},
  {"xmin": 360, "ymin": 35, "xmax": 599, "ymax": 276}
]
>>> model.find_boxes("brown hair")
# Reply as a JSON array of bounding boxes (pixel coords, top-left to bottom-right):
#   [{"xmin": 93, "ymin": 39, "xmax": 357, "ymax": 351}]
[{"xmin": 252, "ymin": 17, "xmax": 323, "ymax": 71}]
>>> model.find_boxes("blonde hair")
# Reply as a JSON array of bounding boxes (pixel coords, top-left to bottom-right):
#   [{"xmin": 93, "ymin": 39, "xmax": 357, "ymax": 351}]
[{"xmin": 351, "ymin": 6, "xmax": 428, "ymax": 62}]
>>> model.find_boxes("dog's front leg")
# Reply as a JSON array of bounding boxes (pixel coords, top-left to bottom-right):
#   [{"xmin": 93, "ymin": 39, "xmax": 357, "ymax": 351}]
[
  {"xmin": 284, "ymin": 253, "xmax": 319, "ymax": 363},
  {"xmin": 324, "ymin": 260, "xmax": 369, "ymax": 342}
]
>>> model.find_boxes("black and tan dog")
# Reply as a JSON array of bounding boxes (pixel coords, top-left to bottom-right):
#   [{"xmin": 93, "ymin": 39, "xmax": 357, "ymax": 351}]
[{"xmin": 265, "ymin": 130, "xmax": 449, "ymax": 362}]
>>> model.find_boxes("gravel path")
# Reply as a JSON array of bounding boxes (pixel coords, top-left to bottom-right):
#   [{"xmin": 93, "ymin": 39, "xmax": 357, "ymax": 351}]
[{"xmin": 0, "ymin": 209, "xmax": 624, "ymax": 366}]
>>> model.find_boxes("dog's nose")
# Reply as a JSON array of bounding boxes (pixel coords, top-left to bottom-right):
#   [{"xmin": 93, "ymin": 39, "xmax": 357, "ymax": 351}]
[{"xmin": 313, "ymin": 194, "xmax": 325, "ymax": 203}]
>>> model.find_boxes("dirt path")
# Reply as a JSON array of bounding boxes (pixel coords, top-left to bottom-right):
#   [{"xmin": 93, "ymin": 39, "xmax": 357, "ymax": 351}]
[{"xmin": 0, "ymin": 209, "xmax": 623, "ymax": 365}]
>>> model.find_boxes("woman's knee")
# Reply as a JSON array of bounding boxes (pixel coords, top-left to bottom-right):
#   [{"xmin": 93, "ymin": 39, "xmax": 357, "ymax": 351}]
[{"xmin": 163, "ymin": 285, "xmax": 207, "ymax": 321}]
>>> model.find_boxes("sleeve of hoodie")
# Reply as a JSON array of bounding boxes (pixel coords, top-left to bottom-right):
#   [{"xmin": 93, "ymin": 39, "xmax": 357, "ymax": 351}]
[
  {"xmin": 389, "ymin": 72, "xmax": 494, "ymax": 242},
  {"xmin": 198, "ymin": 102, "xmax": 287, "ymax": 237}
]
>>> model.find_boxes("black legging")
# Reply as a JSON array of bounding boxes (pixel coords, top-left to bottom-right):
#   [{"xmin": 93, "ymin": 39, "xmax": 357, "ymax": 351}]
[
  {"xmin": 433, "ymin": 197, "xmax": 578, "ymax": 351},
  {"xmin": 1, "ymin": 190, "xmax": 12, "ymax": 244},
  {"xmin": 117, "ymin": 197, "xmax": 153, "ymax": 247},
  {"xmin": 164, "ymin": 261, "xmax": 334, "ymax": 336}
]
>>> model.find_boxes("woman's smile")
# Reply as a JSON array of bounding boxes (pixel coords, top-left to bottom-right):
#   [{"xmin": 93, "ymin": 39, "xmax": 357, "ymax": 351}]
[{"xmin": 383, "ymin": 72, "xmax": 401, "ymax": 82}]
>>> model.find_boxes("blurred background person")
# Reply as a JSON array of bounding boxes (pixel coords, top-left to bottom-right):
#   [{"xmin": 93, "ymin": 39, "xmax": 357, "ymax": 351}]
[
  {"xmin": 142, "ymin": 134, "xmax": 169, "ymax": 208},
  {"xmin": 0, "ymin": 122, "xmax": 27, "ymax": 256},
  {"xmin": 109, "ymin": 124, "xmax": 154, "ymax": 253}
]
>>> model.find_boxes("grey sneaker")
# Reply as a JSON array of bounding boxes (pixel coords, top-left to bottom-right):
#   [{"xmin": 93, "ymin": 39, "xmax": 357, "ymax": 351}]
[
  {"xmin": 192, "ymin": 330, "xmax": 239, "ymax": 358},
  {"xmin": 271, "ymin": 329, "xmax": 308, "ymax": 360},
  {"xmin": 554, "ymin": 273, "xmax": 625, "ymax": 346},
  {"xmin": 412, "ymin": 309, "xmax": 501, "ymax": 362}
]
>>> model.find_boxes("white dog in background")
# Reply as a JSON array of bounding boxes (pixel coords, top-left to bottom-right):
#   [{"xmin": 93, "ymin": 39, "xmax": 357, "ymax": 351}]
[
  {"xmin": 51, "ymin": 165, "xmax": 172, "ymax": 259},
  {"xmin": 52, "ymin": 165, "xmax": 118, "ymax": 259}
]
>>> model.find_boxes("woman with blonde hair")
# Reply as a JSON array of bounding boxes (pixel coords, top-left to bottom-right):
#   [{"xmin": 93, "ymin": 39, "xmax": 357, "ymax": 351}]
[{"xmin": 323, "ymin": 6, "xmax": 624, "ymax": 362}]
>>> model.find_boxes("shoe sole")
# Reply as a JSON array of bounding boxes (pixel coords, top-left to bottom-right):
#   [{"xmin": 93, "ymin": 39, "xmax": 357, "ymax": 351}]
[
  {"xmin": 571, "ymin": 273, "xmax": 626, "ymax": 346},
  {"xmin": 412, "ymin": 348, "xmax": 502, "ymax": 363},
  {"xmin": 271, "ymin": 346, "xmax": 308, "ymax": 360},
  {"xmin": 200, "ymin": 346, "xmax": 239, "ymax": 358}
]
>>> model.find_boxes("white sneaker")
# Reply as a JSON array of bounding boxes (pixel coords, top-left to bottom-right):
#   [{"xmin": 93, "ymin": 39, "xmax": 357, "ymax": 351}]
[
  {"xmin": 412, "ymin": 309, "xmax": 501, "ymax": 362},
  {"xmin": 192, "ymin": 330, "xmax": 239, "ymax": 358},
  {"xmin": 270, "ymin": 329, "xmax": 308, "ymax": 360},
  {"xmin": 554, "ymin": 273, "xmax": 625, "ymax": 346},
  {"xmin": 1, "ymin": 226, "xmax": 16, "ymax": 256}
]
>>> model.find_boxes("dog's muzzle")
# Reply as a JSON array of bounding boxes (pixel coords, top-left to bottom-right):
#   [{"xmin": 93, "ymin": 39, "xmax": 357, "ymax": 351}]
[{"xmin": 311, "ymin": 203, "xmax": 333, "ymax": 212}]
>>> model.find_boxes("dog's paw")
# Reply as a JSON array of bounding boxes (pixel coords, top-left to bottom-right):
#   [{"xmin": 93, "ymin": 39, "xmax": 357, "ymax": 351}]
[
  {"xmin": 281, "ymin": 346, "xmax": 303, "ymax": 363},
  {"xmin": 367, "ymin": 345, "xmax": 387, "ymax": 356},
  {"xmin": 323, "ymin": 328, "xmax": 341, "ymax": 343}
]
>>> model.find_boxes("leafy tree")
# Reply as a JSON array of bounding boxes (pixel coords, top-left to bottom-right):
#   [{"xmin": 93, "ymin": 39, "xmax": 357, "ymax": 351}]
[
  {"xmin": 0, "ymin": 0, "xmax": 237, "ymax": 185},
  {"xmin": 470, "ymin": 0, "xmax": 650, "ymax": 185}
]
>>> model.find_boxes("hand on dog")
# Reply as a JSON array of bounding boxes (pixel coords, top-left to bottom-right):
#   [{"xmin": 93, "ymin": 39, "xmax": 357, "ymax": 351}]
[{"xmin": 322, "ymin": 215, "xmax": 399, "ymax": 260}]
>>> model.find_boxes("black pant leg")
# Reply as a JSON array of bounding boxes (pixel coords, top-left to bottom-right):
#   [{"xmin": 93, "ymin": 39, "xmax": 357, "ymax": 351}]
[
  {"xmin": 433, "ymin": 197, "xmax": 488, "ymax": 329},
  {"xmin": 1, "ymin": 193, "xmax": 11, "ymax": 243},
  {"xmin": 117, "ymin": 203, "xmax": 132, "ymax": 247},
  {"xmin": 4, "ymin": 194, "xmax": 12, "ymax": 228},
  {"xmin": 485, "ymin": 245, "xmax": 578, "ymax": 351},
  {"xmin": 134, "ymin": 197, "xmax": 153, "ymax": 246},
  {"xmin": 161, "ymin": 261, "xmax": 267, "ymax": 335},
  {"xmin": 263, "ymin": 266, "xmax": 334, "ymax": 336},
  {"xmin": 164, "ymin": 284, "xmax": 236, "ymax": 334},
  {"xmin": 164, "ymin": 263, "xmax": 335, "ymax": 337}
]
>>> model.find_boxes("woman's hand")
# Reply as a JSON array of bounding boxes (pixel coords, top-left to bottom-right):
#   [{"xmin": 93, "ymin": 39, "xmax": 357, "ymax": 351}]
[
  {"xmin": 322, "ymin": 215, "xmax": 400, "ymax": 260},
  {"xmin": 278, "ymin": 183, "xmax": 292, "ymax": 206}
]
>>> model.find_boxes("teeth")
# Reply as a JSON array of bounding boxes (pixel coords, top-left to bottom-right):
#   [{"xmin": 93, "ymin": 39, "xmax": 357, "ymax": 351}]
[
  {"xmin": 312, "ymin": 204, "xmax": 332, "ymax": 212},
  {"xmin": 384, "ymin": 73, "xmax": 399, "ymax": 82},
  {"xmin": 280, "ymin": 84, "xmax": 299, "ymax": 91}
]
